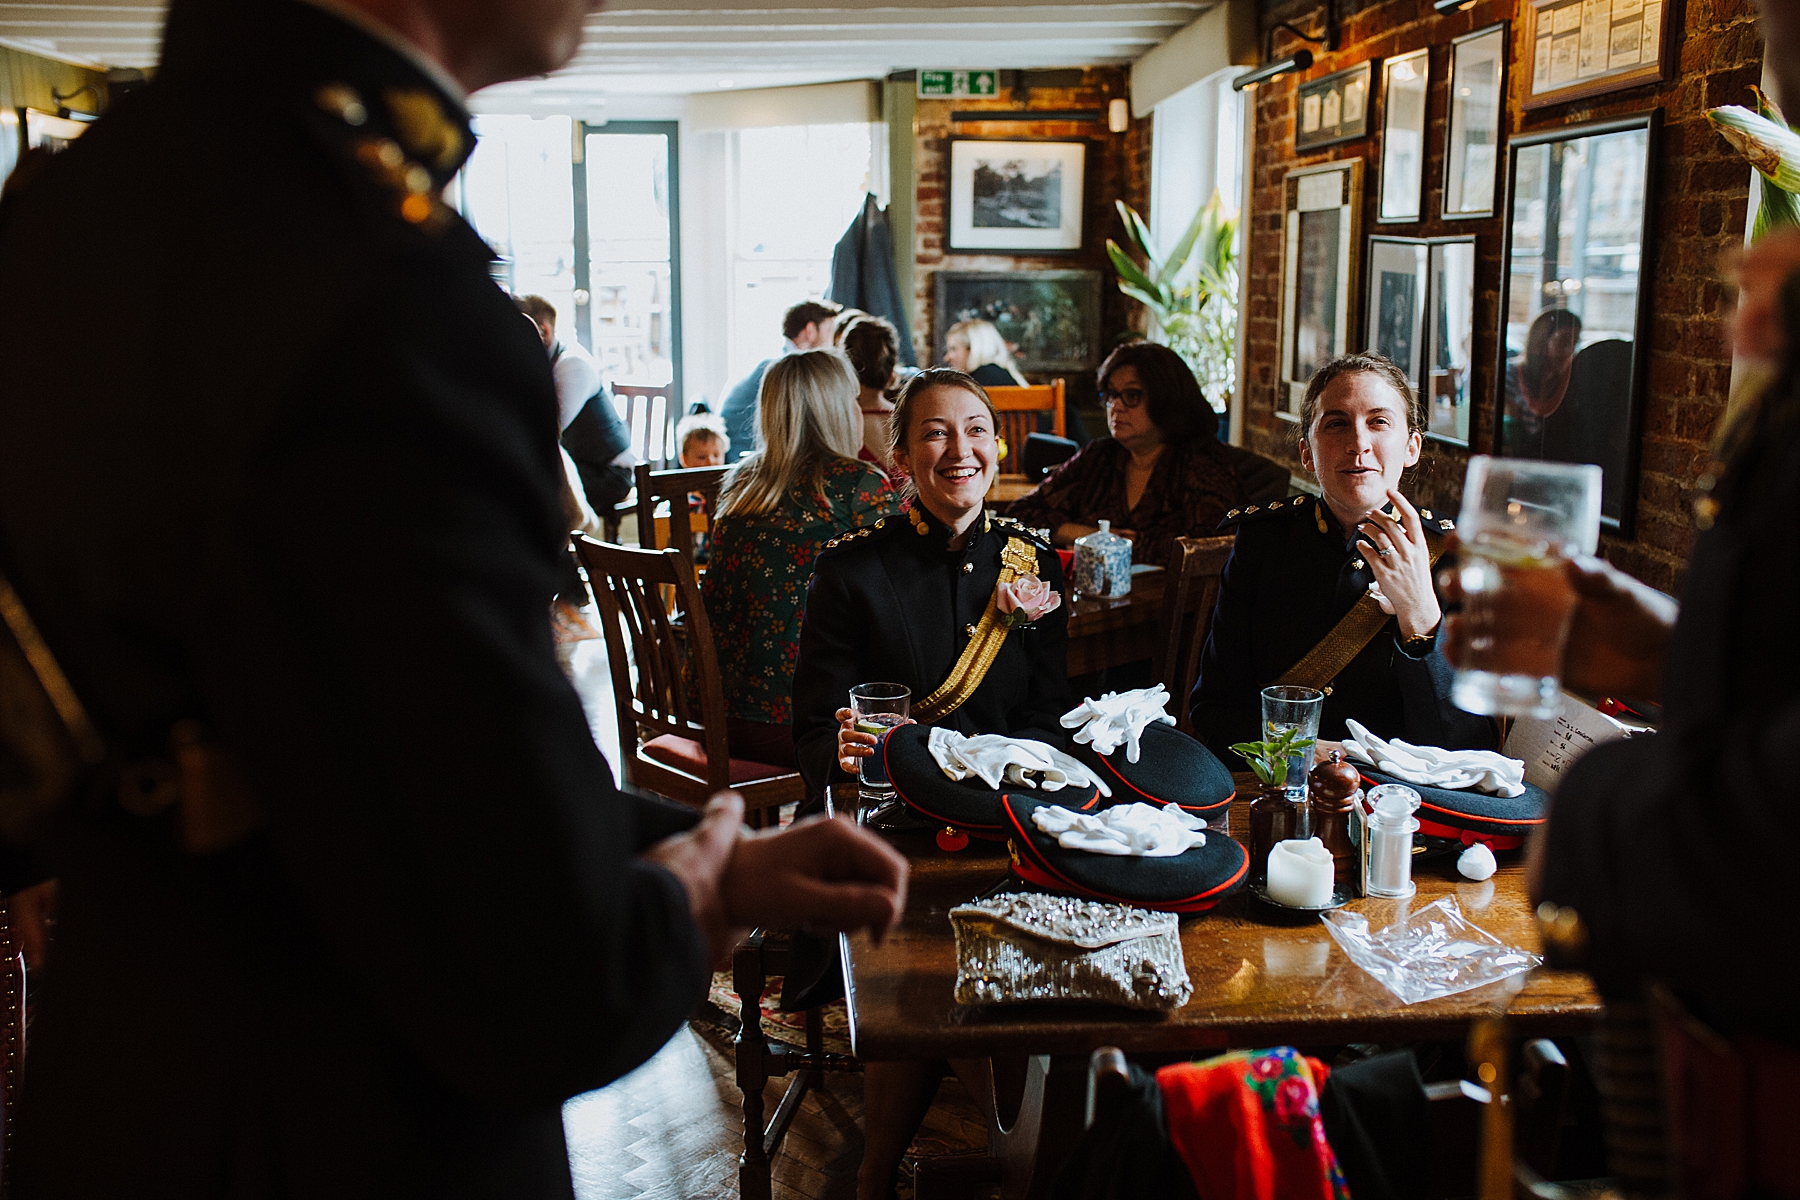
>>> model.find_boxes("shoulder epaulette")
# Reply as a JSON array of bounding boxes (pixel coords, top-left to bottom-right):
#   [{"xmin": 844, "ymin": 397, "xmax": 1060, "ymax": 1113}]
[
  {"xmin": 820, "ymin": 512, "xmax": 901, "ymax": 553},
  {"xmin": 990, "ymin": 513, "xmax": 1053, "ymax": 548},
  {"xmin": 1216, "ymin": 496, "xmax": 1310, "ymax": 532},
  {"xmin": 306, "ymin": 80, "xmax": 461, "ymax": 236}
]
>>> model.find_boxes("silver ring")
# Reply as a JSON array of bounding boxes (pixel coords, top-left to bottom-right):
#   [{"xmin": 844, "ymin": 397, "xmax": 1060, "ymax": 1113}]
[{"xmin": 1377, "ymin": 547, "xmax": 1392, "ymax": 558}]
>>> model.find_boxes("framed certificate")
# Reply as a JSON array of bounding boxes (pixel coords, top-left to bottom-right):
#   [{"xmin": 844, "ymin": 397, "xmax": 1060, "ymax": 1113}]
[
  {"xmin": 1523, "ymin": 0, "xmax": 1672, "ymax": 111},
  {"xmin": 1295, "ymin": 61, "xmax": 1373, "ymax": 153},
  {"xmin": 1443, "ymin": 23, "xmax": 1508, "ymax": 220}
]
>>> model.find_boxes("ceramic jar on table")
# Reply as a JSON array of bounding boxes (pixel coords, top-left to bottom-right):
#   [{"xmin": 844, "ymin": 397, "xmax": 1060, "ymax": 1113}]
[{"xmin": 1073, "ymin": 520, "xmax": 1132, "ymax": 599}]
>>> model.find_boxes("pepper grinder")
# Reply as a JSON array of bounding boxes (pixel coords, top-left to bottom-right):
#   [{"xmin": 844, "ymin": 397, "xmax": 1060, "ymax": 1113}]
[{"xmin": 1307, "ymin": 752, "xmax": 1363, "ymax": 896}]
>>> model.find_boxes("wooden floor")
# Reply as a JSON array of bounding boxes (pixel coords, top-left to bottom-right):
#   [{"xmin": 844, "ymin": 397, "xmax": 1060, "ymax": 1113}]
[
  {"xmin": 559, "ymin": 621, "xmax": 990, "ymax": 1200},
  {"xmin": 562, "ymin": 1019, "xmax": 990, "ymax": 1200}
]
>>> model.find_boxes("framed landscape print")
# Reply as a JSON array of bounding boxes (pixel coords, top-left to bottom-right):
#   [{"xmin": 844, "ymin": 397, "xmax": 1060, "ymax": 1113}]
[
  {"xmin": 1296, "ymin": 61, "xmax": 1373, "ymax": 153},
  {"xmin": 1280, "ymin": 158, "xmax": 1364, "ymax": 420},
  {"xmin": 1424, "ymin": 236, "xmax": 1478, "ymax": 446},
  {"xmin": 933, "ymin": 269, "xmax": 1103, "ymax": 372},
  {"xmin": 1524, "ymin": 0, "xmax": 1671, "ymax": 110},
  {"xmin": 947, "ymin": 139, "xmax": 1087, "ymax": 253},
  {"xmin": 1378, "ymin": 49, "xmax": 1430, "ymax": 223},
  {"xmin": 1443, "ymin": 23, "xmax": 1507, "ymax": 220},
  {"xmin": 1496, "ymin": 111, "xmax": 1658, "ymax": 532},
  {"xmin": 1364, "ymin": 237, "xmax": 1428, "ymax": 396}
]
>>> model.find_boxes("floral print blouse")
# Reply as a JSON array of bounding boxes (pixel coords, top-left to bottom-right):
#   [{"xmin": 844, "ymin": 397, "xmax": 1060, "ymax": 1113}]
[{"xmin": 701, "ymin": 457, "xmax": 897, "ymax": 726}]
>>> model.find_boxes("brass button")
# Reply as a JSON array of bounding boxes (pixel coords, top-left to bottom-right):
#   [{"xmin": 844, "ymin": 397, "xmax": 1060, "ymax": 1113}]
[
  {"xmin": 965, "ymin": 624, "xmax": 977, "ymax": 636},
  {"xmin": 1352, "ymin": 559, "xmax": 1364, "ymax": 570},
  {"xmin": 963, "ymin": 562, "xmax": 974, "ymax": 573}
]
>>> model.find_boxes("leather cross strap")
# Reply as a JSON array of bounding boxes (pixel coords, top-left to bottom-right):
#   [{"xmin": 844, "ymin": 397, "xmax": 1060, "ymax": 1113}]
[
  {"xmin": 1273, "ymin": 539, "xmax": 1448, "ymax": 693},
  {"xmin": 912, "ymin": 536, "xmax": 1039, "ymax": 724}
]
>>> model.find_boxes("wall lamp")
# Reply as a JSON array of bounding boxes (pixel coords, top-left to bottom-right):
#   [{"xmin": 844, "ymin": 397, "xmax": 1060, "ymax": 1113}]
[
  {"xmin": 50, "ymin": 84, "xmax": 100, "ymax": 120},
  {"xmin": 1232, "ymin": 50, "xmax": 1314, "ymax": 91},
  {"xmin": 1433, "ymin": 0, "xmax": 1478, "ymax": 12},
  {"xmin": 1232, "ymin": 0, "xmax": 1336, "ymax": 92}
]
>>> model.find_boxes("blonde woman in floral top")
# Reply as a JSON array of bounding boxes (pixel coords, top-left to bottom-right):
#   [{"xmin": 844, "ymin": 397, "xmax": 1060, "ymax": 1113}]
[{"xmin": 700, "ymin": 350, "xmax": 896, "ymax": 768}]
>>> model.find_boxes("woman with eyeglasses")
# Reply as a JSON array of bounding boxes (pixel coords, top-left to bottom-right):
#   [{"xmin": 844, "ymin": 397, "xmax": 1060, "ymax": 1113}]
[{"xmin": 1005, "ymin": 340, "xmax": 1245, "ymax": 566}]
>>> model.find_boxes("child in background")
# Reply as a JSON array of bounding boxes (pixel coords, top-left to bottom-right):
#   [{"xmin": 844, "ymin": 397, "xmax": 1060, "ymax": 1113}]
[{"xmin": 675, "ymin": 412, "xmax": 730, "ymax": 564}]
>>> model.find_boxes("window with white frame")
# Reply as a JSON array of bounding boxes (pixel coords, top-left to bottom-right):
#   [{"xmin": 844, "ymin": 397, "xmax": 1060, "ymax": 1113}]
[{"xmin": 726, "ymin": 123, "xmax": 872, "ymax": 383}]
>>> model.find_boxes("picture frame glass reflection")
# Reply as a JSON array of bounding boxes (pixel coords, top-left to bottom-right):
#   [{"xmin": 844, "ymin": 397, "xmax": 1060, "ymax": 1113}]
[
  {"xmin": 1365, "ymin": 237, "xmax": 1427, "ymax": 395},
  {"xmin": 1445, "ymin": 24, "xmax": 1506, "ymax": 218},
  {"xmin": 1499, "ymin": 121, "xmax": 1653, "ymax": 527},
  {"xmin": 1425, "ymin": 238, "xmax": 1477, "ymax": 445},
  {"xmin": 1379, "ymin": 50, "xmax": 1429, "ymax": 222},
  {"xmin": 1281, "ymin": 160, "xmax": 1364, "ymax": 417}
]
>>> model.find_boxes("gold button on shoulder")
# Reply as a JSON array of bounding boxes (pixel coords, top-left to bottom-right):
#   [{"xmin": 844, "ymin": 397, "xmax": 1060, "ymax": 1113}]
[
  {"xmin": 1227, "ymin": 509, "xmax": 1240, "ymax": 519},
  {"xmin": 1352, "ymin": 559, "xmax": 1365, "ymax": 570},
  {"xmin": 962, "ymin": 562, "xmax": 974, "ymax": 573},
  {"xmin": 1245, "ymin": 505, "xmax": 1260, "ymax": 514},
  {"xmin": 875, "ymin": 518, "xmax": 886, "ymax": 529},
  {"xmin": 965, "ymin": 624, "xmax": 977, "ymax": 636},
  {"xmin": 1421, "ymin": 509, "xmax": 1433, "ymax": 519}
]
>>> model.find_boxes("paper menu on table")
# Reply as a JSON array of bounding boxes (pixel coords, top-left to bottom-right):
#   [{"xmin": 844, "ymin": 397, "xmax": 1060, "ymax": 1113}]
[{"xmin": 1501, "ymin": 692, "xmax": 1640, "ymax": 792}]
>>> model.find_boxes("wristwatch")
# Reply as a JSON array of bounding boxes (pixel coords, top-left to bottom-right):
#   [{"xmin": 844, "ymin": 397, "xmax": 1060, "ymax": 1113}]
[{"xmin": 1400, "ymin": 622, "xmax": 1440, "ymax": 657}]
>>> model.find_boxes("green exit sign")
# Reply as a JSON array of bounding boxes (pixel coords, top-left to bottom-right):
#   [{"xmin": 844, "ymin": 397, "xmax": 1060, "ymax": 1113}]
[{"xmin": 917, "ymin": 70, "xmax": 1000, "ymax": 99}]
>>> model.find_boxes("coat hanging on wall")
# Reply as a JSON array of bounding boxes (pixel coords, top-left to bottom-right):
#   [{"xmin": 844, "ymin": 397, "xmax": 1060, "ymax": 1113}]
[{"xmin": 826, "ymin": 194, "xmax": 917, "ymax": 366}]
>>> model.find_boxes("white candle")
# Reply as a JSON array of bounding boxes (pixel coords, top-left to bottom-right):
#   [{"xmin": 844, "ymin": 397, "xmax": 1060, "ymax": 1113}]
[{"xmin": 1266, "ymin": 837, "xmax": 1335, "ymax": 907}]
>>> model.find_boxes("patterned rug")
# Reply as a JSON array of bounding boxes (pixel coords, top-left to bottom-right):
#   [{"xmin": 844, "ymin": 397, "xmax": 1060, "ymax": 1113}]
[{"xmin": 697, "ymin": 971, "xmax": 854, "ymax": 1057}]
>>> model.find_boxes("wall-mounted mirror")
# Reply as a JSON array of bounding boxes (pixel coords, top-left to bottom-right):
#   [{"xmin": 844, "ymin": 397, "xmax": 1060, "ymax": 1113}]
[
  {"xmin": 1426, "ymin": 238, "xmax": 1477, "ymax": 446},
  {"xmin": 1444, "ymin": 24, "xmax": 1507, "ymax": 219},
  {"xmin": 1496, "ymin": 112, "xmax": 1658, "ymax": 532},
  {"xmin": 1379, "ymin": 49, "xmax": 1430, "ymax": 223}
]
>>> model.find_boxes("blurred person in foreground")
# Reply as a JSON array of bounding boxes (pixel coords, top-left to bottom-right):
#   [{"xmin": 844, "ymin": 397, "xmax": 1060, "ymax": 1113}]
[
  {"xmin": 0, "ymin": 1, "xmax": 907, "ymax": 1197},
  {"xmin": 1452, "ymin": 222, "xmax": 1800, "ymax": 1046}
]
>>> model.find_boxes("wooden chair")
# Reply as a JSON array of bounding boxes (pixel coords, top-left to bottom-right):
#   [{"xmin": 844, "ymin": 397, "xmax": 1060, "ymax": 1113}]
[
  {"xmin": 614, "ymin": 384, "xmax": 678, "ymax": 468},
  {"xmin": 632, "ymin": 463, "xmax": 727, "ymax": 567},
  {"xmin": 986, "ymin": 382, "xmax": 1066, "ymax": 475},
  {"xmin": 573, "ymin": 537, "xmax": 802, "ymax": 827},
  {"xmin": 597, "ymin": 386, "xmax": 678, "ymax": 542},
  {"xmin": 1155, "ymin": 535, "xmax": 1235, "ymax": 734}
]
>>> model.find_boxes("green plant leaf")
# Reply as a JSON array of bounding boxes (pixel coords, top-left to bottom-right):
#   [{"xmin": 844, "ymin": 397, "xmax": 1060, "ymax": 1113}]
[
  {"xmin": 1755, "ymin": 174, "xmax": 1800, "ymax": 239},
  {"xmin": 1157, "ymin": 201, "xmax": 1213, "ymax": 288},
  {"xmin": 1117, "ymin": 282, "xmax": 1172, "ymax": 319},
  {"xmin": 1753, "ymin": 83, "xmax": 1791, "ymax": 131},
  {"xmin": 1121, "ymin": 202, "xmax": 1159, "ymax": 265},
  {"xmin": 1710, "ymin": 104, "xmax": 1800, "ymax": 193},
  {"xmin": 1106, "ymin": 239, "xmax": 1160, "ymax": 297}
]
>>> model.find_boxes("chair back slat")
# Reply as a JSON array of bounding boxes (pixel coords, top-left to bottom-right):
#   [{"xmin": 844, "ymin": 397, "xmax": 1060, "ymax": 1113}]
[
  {"xmin": 634, "ymin": 464, "xmax": 729, "ymax": 566},
  {"xmin": 574, "ymin": 537, "xmax": 731, "ymax": 790},
  {"xmin": 985, "ymin": 381, "xmax": 1065, "ymax": 474},
  {"xmin": 1157, "ymin": 535, "xmax": 1236, "ymax": 734},
  {"xmin": 614, "ymin": 385, "xmax": 677, "ymax": 469}
]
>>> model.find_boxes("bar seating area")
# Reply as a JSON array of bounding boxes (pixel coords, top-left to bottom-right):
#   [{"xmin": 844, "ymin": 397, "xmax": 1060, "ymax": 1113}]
[{"xmin": 0, "ymin": 0, "xmax": 1789, "ymax": 1198}]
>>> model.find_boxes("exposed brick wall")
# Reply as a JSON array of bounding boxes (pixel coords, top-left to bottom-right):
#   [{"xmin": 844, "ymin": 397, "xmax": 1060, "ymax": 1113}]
[
  {"xmin": 911, "ymin": 68, "xmax": 1150, "ymax": 425},
  {"xmin": 1242, "ymin": 0, "xmax": 1761, "ymax": 593}
]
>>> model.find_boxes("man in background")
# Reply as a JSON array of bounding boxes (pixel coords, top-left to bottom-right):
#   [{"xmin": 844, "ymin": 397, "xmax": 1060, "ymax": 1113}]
[
  {"xmin": 0, "ymin": 1, "xmax": 906, "ymax": 1197},
  {"xmin": 720, "ymin": 298, "xmax": 840, "ymax": 462},
  {"xmin": 516, "ymin": 293, "xmax": 636, "ymax": 514}
]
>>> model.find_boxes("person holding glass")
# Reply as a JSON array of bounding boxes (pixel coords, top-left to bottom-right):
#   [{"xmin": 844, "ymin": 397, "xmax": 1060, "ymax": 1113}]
[
  {"xmin": 700, "ymin": 351, "xmax": 896, "ymax": 768},
  {"xmin": 1005, "ymin": 341, "xmax": 1245, "ymax": 566},
  {"xmin": 1188, "ymin": 352, "xmax": 1497, "ymax": 753},
  {"xmin": 791, "ymin": 368, "xmax": 1072, "ymax": 1200}
]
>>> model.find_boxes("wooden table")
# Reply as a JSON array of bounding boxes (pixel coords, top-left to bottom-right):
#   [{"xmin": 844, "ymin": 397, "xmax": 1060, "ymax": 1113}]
[
  {"xmin": 989, "ymin": 474, "xmax": 1037, "ymax": 504},
  {"xmin": 1064, "ymin": 573, "xmax": 1164, "ymax": 676},
  {"xmin": 841, "ymin": 790, "xmax": 1599, "ymax": 1063}
]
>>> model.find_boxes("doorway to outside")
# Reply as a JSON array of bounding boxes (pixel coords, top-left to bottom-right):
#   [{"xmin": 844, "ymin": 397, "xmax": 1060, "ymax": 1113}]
[{"xmin": 577, "ymin": 122, "xmax": 681, "ymax": 404}]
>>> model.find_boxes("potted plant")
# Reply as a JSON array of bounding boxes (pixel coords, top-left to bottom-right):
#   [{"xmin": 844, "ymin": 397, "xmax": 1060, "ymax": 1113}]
[{"xmin": 1229, "ymin": 728, "xmax": 1316, "ymax": 885}]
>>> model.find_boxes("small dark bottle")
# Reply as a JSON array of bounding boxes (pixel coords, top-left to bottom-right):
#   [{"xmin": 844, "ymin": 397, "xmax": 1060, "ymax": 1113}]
[
  {"xmin": 1308, "ymin": 752, "xmax": 1364, "ymax": 895},
  {"xmin": 1246, "ymin": 781, "xmax": 1310, "ymax": 887}
]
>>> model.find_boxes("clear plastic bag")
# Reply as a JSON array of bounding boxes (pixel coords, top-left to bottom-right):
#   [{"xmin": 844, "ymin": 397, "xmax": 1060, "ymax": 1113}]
[{"xmin": 1320, "ymin": 896, "xmax": 1542, "ymax": 1004}]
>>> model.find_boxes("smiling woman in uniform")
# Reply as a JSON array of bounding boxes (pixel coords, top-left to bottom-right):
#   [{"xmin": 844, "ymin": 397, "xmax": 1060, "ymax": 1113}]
[
  {"xmin": 790, "ymin": 367, "xmax": 1074, "ymax": 1200},
  {"xmin": 1187, "ymin": 352, "xmax": 1497, "ymax": 753}
]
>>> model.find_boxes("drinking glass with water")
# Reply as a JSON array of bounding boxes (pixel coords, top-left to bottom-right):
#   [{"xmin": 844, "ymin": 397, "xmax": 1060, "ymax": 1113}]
[
  {"xmin": 1260, "ymin": 685, "xmax": 1323, "ymax": 801},
  {"xmin": 849, "ymin": 683, "xmax": 910, "ymax": 811},
  {"xmin": 1451, "ymin": 456, "xmax": 1602, "ymax": 718}
]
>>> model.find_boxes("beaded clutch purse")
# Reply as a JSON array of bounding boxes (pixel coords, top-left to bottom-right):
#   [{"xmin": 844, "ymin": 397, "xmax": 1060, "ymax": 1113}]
[{"xmin": 949, "ymin": 893, "xmax": 1192, "ymax": 1011}]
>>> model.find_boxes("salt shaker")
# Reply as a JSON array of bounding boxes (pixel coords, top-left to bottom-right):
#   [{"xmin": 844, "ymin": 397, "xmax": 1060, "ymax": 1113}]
[
  {"xmin": 1365, "ymin": 783, "xmax": 1422, "ymax": 899},
  {"xmin": 1073, "ymin": 520, "xmax": 1132, "ymax": 598}
]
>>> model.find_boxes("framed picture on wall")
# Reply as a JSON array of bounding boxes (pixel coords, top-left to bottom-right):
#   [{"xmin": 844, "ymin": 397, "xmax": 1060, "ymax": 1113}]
[
  {"xmin": 933, "ymin": 269, "xmax": 1103, "ymax": 372},
  {"xmin": 1424, "ymin": 236, "xmax": 1478, "ymax": 446},
  {"xmin": 946, "ymin": 139, "xmax": 1087, "ymax": 253},
  {"xmin": 1496, "ymin": 111, "xmax": 1659, "ymax": 533},
  {"xmin": 1443, "ymin": 23, "xmax": 1507, "ymax": 220},
  {"xmin": 1280, "ymin": 158, "xmax": 1364, "ymax": 420},
  {"xmin": 1378, "ymin": 49, "xmax": 1430, "ymax": 223},
  {"xmin": 1523, "ymin": 0, "xmax": 1671, "ymax": 110},
  {"xmin": 1295, "ymin": 61, "xmax": 1373, "ymax": 153},
  {"xmin": 1364, "ymin": 237, "xmax": 1428, "ymax": 395}
]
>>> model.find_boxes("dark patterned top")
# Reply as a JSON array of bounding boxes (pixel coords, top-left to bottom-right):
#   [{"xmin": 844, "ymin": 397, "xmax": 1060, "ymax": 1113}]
[
  {"xmin": 1003, "ymin": 436, "xmax": 1247, "ymax": 567},
  {"xmin": 701, "ymin": 458, "xmax": 897, "ymax": 725}
]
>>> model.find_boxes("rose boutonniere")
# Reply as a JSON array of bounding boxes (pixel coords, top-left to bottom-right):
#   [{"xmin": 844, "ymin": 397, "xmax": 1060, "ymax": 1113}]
[{"xmin": 996, "ymin": 574, "xmax": 1062, "ymax": 629}]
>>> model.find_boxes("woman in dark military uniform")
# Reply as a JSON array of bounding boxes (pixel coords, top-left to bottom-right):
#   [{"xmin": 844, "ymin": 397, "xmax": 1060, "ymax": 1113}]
[
  {"xmin": 792, "ymin": 366, "xmax": 1073, "ymax": 796},
  {"xmin": 791, "ymin": 368, "xmax": 1072, "ymax": 1200},
  {"xmin": 1189, "ymin": 353, "xmax": 1497, "ymax": 752}
]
